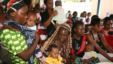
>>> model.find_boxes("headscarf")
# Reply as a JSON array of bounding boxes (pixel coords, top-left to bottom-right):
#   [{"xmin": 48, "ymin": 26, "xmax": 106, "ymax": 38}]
[
  {"xmin": 41, "ymin": 23, "xmax": 72, "ymax": 58},
  {"xmin": 7, "ymin": 0, "xmax": 25, "ymax": 14}
]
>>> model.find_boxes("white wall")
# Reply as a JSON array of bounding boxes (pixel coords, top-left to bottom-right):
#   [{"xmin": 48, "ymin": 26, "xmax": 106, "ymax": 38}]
[{"xmin": 99, "ymin": 0, "xmax": 113, "ymax": 18}]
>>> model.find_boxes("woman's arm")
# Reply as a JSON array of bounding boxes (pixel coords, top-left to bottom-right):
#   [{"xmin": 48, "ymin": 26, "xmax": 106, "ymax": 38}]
[
  {"xmin": 43, "ymin": 10, "xmax": 57, "ymax": 27},
  {"xmin": 17, "ymin": 33, "xmax": 40, "ymax": 61},
  {"xmin": 99, "ymin": 33, "xmax": 113, "ymax": 53},
  {"xmin": 87, "ymin": 34, "xmax": 113, "ymax": 62}
]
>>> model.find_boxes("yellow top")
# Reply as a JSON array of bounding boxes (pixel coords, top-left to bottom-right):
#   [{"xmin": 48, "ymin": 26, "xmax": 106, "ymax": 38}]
[{"xmin": 46, "ymin": 56, "xmax": 62, "ymax": 64}]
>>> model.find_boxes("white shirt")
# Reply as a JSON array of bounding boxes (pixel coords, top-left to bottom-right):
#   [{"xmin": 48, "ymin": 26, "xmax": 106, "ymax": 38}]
[{"xmin": 52, "ymin": 6, "xmax": 67, "ymax": 24}]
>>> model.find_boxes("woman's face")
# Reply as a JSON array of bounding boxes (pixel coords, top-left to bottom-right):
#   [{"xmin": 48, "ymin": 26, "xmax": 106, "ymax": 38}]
[
  {"xmin": 59, "ymin": 28, "xmax": 70, "ymax": 42},
  {"xmin": 46, "ymin": 0, "xmax": 53, "ymax": 10},
  {"xmin": 74, "ymin": 25, "xmax": 85, "ymax": 36},
  {"xmin": 15, "ymin": 5, "xmax": 28, "ymax": 25}
]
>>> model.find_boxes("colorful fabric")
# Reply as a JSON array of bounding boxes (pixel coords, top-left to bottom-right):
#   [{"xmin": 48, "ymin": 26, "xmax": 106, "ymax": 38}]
[
  {"xmin": 0, "ymin": 29, "xmax": 27, "ymax": 64},
  {"xmin": 41, "ymin": 24, "xmax": 72, "ymax": 64},
  {"xmin": 5, "ymin": 21, "xmax": 38, "ymax": 64},
  {"xmin": 46, "ymin": 56, "xmax": 62, "ymax": 64},
  {"xmin": 41, "ymin": 24, "xmax": 72, "ymax": 57}
]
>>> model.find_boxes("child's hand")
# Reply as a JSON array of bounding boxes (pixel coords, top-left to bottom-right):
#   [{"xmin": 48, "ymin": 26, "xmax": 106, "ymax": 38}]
[{"xmin": 0, "ymin": 23, "xmax": 3, "ymax": 29}]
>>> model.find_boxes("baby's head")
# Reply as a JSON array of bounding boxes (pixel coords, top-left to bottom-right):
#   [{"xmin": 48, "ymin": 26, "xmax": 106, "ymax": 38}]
[
  {"xmin": 26, "ymin": 10, "xmax": 37, "ymax": 27},
  {"xmin": 48, "ymin": 44, "xmax": 59, "ymax": 58},
  {"xmin": 55, "ymin": 0, "xmax": 62, "ymax": 7},
  {"xmin": 86, "ymin": 44, "xmax": 94, "ymax": 52}
]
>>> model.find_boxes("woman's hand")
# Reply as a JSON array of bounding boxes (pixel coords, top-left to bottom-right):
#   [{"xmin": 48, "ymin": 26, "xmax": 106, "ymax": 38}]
[{"xmin": 50, "ymin": 10, "xmax": 57, "ymax": 17}]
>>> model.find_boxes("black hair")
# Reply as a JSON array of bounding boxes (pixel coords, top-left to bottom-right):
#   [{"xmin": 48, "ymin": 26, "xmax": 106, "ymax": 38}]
[
  {"xmin": 7, "ymin": 0, "xmax": 26, "ymax": 15},
  {"xmin": 91, "ymin": 17, "xmax": 101, "ymax": 26},
  {"xmin": 103, "ymin": 17, "xmax": 112, "ymax": 25},
  {"xmin": 44, "ymin": 0, "xmax": 48, "ymax": 5},
  {"xmin": 73, "ymin": 11, "xmax": 77, "ymax": 17},
  {"xmin": 109, "ymin": 14, "xmax": 113, "ymax": 20},
  {"xmin": 47, "ymin": 44, "xmax": 58, "ymax": 52},
  {"xmin": 55, "ymin": 0, "xmax": 62, "ymax": 6},
  {"xmin": 72, "ymin": 20, "xmax": 84, "ymax": 34},
  {"xmin": 73, "ymin": 20, "xmax": 84, "ymax": 29},
  {"xmin": 0, "ymin": 6, "xmax": 3, "ymax": 15},
  {"xmin": 91, "ymin": 15, "xmax": 99, "ymax": 20}
]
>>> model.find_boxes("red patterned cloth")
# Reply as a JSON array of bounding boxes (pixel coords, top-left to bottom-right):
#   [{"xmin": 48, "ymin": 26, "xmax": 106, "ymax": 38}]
[{"xmin": 101, "ymin": 29, "xmax": 113, "ymax": 49}]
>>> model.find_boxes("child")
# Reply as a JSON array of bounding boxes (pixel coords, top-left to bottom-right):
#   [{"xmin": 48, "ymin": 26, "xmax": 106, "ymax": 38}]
[
  {"xmin": 52, "ymin": 0, "xmax": 67, "ymax": 25},
  {"xmin": 82, "ymin": 44, "xmax": 99, "ymax": 64},
  {"xmin": 26, "ymin": 11, "xmax": 37, "ymax": 31},
  {"xmin": 46, "ymin": 44, "xmax": 63, "ymax": 64},
  {"xmin": 71, "ymin": 21, "xmax": 86, "ymax": 64},
  {"xmin": 26, "ymin": 11, "xmax": 46, "ymax": 64}
]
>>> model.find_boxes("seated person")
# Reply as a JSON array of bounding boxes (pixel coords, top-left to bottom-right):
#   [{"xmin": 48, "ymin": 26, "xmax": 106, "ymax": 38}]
[
  {"xmin": 46, "ymin": 44, "xmax": 63, "ymax": 64},
  {"xmin": 101, "ymin": 17, "xmax": 113, "ymax": 49}
]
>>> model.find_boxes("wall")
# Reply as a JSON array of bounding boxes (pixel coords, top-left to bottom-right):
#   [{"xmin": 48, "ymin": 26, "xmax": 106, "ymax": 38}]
[{"xmin": 99, "ymin": 0, "xmax": 113, "ymax": 18}]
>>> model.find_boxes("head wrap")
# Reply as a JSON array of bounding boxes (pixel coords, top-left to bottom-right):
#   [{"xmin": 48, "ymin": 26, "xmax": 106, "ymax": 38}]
[
  {"xmin": 41, "ymin": 23, "xmax": 72, "ymax": 58},
  {"xmin": 7, "ymin": 0, "xmax": 25, "ymax": 14}
]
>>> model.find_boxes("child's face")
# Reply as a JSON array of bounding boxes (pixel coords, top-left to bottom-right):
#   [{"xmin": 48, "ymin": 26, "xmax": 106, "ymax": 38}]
[
  {"xmin": 15, "ymin": 5, "xmax": 28, "ymax": 25},
  {"xmin": 93, "ymin": 24, "xmax": 100, "ymax": 32},
  {"xmin": 74, "ymin": 25, "xmax": 85, "ymax": 36},
  {"xmin": 50, "ymin": 48, "xmax": 59, "ymax": 58},
  {"xmin": 104, "ymin": 20, "xmax": 112, "ymax": 30},
  {"xmin": 27, "ymin": 15, "xmax": 36, "ymax": 27}
]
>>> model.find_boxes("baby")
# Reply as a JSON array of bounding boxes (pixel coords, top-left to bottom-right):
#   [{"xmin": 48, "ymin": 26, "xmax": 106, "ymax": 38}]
[
  {"xmin": 82, "ymin": 44, "xmax": 100, "ymax": 64},
  {"xmin": 26, "ymin": 11, "xmax": 37, "ymax": 31},
  {"xmin": 46, "ymin": 44, "xmax": 63, "ymax": 64}
]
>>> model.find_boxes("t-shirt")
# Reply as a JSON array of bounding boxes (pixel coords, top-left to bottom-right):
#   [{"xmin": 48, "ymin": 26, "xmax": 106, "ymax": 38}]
[
  {"xmin": 0, "ymin": 29, "xmax": 28, "ymax": 64},
  {"xmin": 46, "ymin": 56, "xmax": 62, "ymax": 64}
]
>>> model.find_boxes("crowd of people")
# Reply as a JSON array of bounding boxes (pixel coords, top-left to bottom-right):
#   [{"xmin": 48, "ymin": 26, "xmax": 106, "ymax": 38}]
[{"xmin": 0, "ymin": 0, "xmax": 113, "ymax": 64}]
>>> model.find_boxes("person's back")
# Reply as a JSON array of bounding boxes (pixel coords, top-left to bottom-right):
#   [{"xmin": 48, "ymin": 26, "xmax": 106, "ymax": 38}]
[{"xmin": 52, "ymin": 0, "xmax": 67, "ymax": 24}]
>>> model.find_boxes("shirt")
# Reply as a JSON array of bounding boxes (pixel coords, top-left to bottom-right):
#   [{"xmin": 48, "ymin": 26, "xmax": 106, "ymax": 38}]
[
  {"xmin": 46, "ymin": 56, "xmax": 62, "ymax": 64},
  {"xmin": 0, "ymin": 29, "xmax": 27, "ymax": 64}
]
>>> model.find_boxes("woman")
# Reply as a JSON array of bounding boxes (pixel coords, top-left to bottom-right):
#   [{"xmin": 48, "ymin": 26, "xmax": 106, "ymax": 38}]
[
  {"xmin": 101, "ymin": 17, "xmax": 113, "ymax": 49},
  {"xmin": 41, "ymin": 24, "xmax": 72, "ymax": 63},
  {"xmin": 0, "ymin": 0, "xmax": 40, "ymax": 64},
  {"xmin": 40, "ymin": 0, "xmax": 57, "ymax": 38},
  {"xmin": 87, "ymin": 17, "xmax": 113, "ymax": 62}
]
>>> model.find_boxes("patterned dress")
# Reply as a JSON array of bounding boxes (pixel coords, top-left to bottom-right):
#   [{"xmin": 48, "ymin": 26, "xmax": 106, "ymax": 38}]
[
  {"xmin": 4, "ymin": 21, "xmax": 38, "ymax": 64},
  {"xmin": 0, "ymin": 29, "xmax": 28, "ymax": 64}
]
